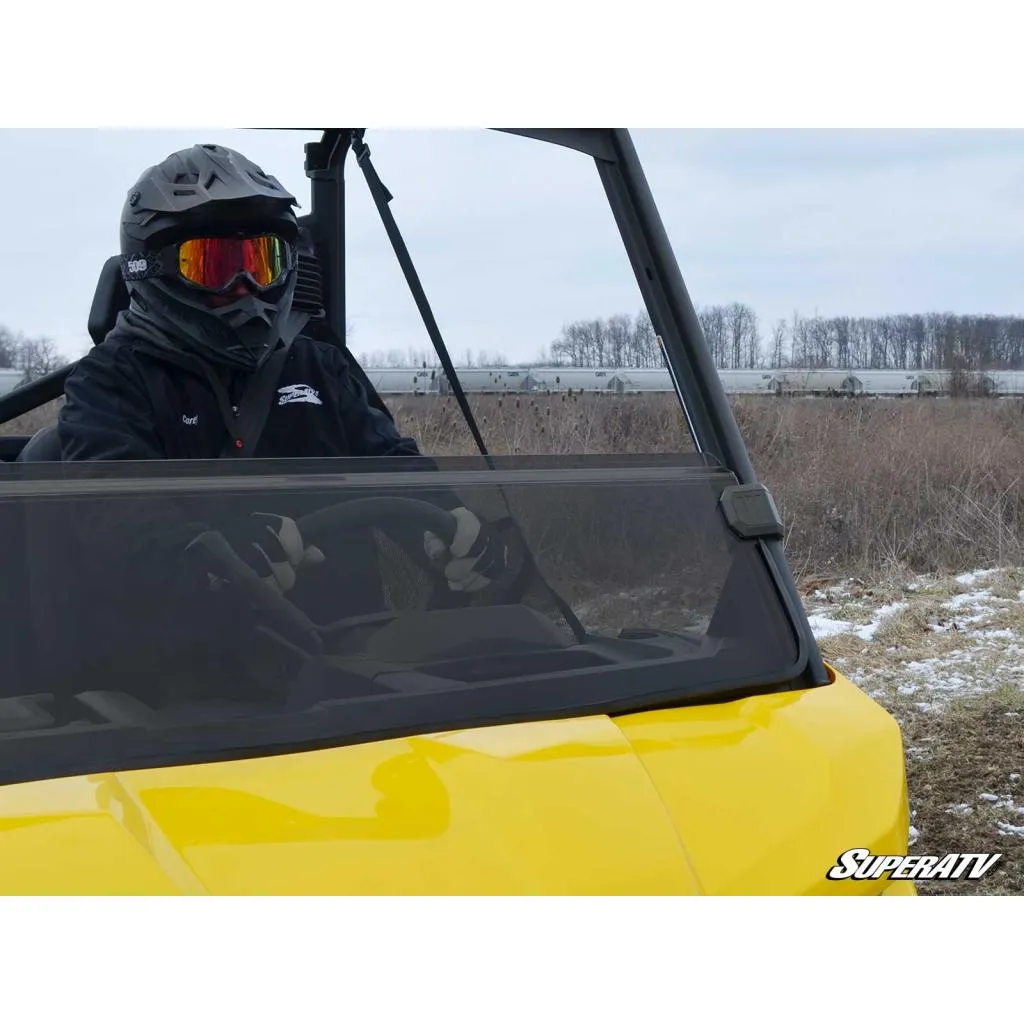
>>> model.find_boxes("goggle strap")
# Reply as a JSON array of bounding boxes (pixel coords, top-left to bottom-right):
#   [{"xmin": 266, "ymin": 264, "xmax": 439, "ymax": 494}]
[{"xmin": 120, "ymin": 252, "xmax": 165, "ymax": 282}]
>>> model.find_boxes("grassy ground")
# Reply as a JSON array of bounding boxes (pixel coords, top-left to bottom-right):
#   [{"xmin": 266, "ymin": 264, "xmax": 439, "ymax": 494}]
[{"xmin": 370, "ymin": 390, "xmax": 1024, "ymax": 576}]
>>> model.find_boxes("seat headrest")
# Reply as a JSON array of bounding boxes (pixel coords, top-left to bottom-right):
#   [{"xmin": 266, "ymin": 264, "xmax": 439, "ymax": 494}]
[{"xmin": 87, "ymin": 255, "xmax": 130, "ymax": 347}]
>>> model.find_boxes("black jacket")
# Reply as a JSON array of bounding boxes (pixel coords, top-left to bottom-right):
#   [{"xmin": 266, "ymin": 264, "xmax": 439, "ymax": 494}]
[{"xmin": 59, "ymin": 315, "xmax": 423, "ymax": 462}]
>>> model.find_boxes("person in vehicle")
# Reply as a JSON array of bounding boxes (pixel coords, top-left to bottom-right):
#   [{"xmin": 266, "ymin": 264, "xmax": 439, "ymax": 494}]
[{"xmin": 55, "ymin": 143, "xmax": 510, "ymax": 673}]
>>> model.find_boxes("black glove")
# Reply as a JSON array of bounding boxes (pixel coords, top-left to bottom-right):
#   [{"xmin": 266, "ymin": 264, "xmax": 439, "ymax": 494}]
[
  {"xmin": 182, "ymin": 525, "xmax": 324, "ymax": 657},
  {"xmin": 217, "ymin": 513, "xmax": 325, "ymax": 594},
  {"xmin": 423, "ymin": 506, "xmax": 511, "ymax": 592}
]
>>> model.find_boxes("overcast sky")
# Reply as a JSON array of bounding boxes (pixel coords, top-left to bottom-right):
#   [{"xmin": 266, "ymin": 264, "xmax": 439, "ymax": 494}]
[{"xmin": 2, "ymin": 128, "xmax": 1023, "ymax": 365}]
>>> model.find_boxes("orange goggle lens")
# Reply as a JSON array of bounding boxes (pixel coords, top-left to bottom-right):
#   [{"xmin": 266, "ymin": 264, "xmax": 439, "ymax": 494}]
[{"xmin": 177, "ymin": 235, "xmax": 289, "ymax": 291}]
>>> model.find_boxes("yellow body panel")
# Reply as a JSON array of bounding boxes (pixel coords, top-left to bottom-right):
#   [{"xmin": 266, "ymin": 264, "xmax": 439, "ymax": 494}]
[{"xmin": 0, "ymin": 668, "xmax": 914, "ymax": 894}]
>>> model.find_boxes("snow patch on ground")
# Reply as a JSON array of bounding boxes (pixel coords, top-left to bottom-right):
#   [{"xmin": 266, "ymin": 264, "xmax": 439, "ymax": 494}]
[
  {"xmin": 945, "ymin": 794, "xmax": 1024, "ymax": 836},
  {"xmin": 955, "ymin": 568, "xmax": 1001, "ymax": 587},
  {"xmin": 803, "ymin": 568, "xmax": 1024, "ymax": 711},
  {"xmin": 805, "ymin": 600, "xmax": 908, "ymax": 641}
]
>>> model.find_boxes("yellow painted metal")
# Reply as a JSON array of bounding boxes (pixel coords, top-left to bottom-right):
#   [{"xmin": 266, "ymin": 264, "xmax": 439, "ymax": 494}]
[{"xmin": 0, "ymin": 667, "xmax": 913, "ymax": 895}]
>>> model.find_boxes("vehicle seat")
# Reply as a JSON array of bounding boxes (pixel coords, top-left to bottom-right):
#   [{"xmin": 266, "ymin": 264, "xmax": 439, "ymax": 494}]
[
  {"xmin": 17, "ymin": 424, "xmax": 62, "ymax": 462},
  {"xmin": 88, "ymin": 255, "xmax": 130, "ymax": 346}
]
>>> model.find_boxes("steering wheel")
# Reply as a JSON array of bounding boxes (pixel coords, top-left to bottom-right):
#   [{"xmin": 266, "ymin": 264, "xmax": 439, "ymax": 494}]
[
  {"xmin": 298, "ymin": 495, "xmax": 459, "ymax": 552},
  {"xmin": 298, "ymin": 495, "xmax": 463, "ymax": 626},
  {"xmin": 296, "ymin": 494, "xmax": 533, "ymax": 617},
  {"xmin": 199, "ymin": 495, "xmax": 523, "ymax": 653},
  {"xmin": 183, "ymin": 496, "xmax": 468, "ymax": 702},
  {"xmin": 187, "ymin": 495, "xmax": 585, "ymax": 706}
]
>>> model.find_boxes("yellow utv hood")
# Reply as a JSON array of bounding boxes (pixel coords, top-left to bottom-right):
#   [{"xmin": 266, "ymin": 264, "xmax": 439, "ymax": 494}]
[{"xmin": 0, "ymin": 671, "xmax": 912, "ymax": 895}]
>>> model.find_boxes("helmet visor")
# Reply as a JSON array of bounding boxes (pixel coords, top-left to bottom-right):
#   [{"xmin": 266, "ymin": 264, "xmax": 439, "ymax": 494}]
[{"xmin": 177, "ymin": 235, "xmax": 291, "ymax": 292}]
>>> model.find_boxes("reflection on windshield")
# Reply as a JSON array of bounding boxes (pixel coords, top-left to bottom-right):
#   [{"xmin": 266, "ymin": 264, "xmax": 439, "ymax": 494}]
[{"xmin": 0, "ymin": 454, "xmax": 800, "ymax": 786}]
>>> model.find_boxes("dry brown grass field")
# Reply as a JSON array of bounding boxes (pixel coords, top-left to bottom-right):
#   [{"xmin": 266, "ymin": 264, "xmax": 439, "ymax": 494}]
[
  {"xmin": 381, "ymin": 391, "xmax": 1024, "ymax": 579},
  {"xmin": 5, "ymin": 391, "xmax": 1023, "ymax": 893}
]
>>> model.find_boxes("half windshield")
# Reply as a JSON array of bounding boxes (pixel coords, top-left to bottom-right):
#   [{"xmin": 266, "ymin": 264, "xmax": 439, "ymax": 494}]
[
  {"xmin": 0, "ymin": 129, "xmax": 814, "ymax": 784},
  {"xmin": 0, "ymin": 454, "xmax": 802, "ymax": 785}
]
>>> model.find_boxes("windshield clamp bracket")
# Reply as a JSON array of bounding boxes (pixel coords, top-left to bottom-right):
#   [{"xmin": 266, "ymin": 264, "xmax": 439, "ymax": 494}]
[{"xmin": 718, "ymin": 484, "xmax": 785, "ymax": 540}]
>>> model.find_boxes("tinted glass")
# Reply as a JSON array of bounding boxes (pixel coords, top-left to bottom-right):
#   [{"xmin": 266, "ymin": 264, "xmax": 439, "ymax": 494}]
[{"xmin": 0, "ymin": 454, "xmax": 801, "ymax": 785}]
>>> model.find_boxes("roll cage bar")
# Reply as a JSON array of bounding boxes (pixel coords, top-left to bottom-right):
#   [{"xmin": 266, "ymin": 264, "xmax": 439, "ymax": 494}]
[{"xmin": 0, "ymin": 127, "xmax": 828, "ymax": 688}]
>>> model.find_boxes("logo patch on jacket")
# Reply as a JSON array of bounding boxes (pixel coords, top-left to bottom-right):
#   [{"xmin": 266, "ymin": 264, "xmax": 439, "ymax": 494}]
[{"xmin": 278, "ymin": 384, "xmax": 323, "ymax": 406}]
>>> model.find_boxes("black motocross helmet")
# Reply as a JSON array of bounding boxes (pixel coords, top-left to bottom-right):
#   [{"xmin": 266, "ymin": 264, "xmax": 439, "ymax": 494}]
[{"xmin": 119, "ymin": 143, "xmax": 304, "ymax": 372}]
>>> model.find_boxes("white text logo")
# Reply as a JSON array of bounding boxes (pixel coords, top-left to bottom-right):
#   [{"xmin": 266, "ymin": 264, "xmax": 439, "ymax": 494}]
[
  {"xmin": 278, "ymin": 384, "xmax": 322, "ymax": 406},
  {"xmin": 826, "ymin": 848, "xmax": 1002, "ymax": 881}
]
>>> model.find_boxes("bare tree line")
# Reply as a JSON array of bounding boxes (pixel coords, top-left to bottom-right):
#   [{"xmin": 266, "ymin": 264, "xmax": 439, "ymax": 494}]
[
  {"xmin": 544, "ymin": 308, "xmax": 1024, "ymax": 372},
  {"xmin": 785, "ymin": 311, "xmax": 1024, "ymax": 372},
  {"xmin": 357, "ymin": 346, "xmax": 510, "ymax": 370},
  {"xmin": 358, "ymin": 307, "xmax": 1024, "ymax": 371},
  {"xmin": 6, "ymin": 308, "xmax": 1024, "ymax": 377},
  {"xmin": 0, "ymin": 326, "xmax": 68, "ymax": 382}
]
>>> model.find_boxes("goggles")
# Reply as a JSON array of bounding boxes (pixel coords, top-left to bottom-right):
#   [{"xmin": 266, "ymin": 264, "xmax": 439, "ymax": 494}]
[{"xmin": 122, "ymin": 234, "xmax": 295, "ymax": 293}]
